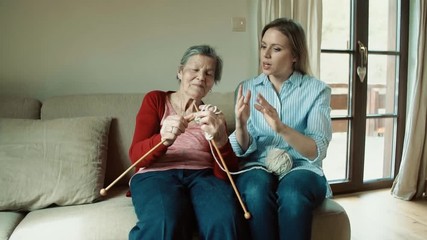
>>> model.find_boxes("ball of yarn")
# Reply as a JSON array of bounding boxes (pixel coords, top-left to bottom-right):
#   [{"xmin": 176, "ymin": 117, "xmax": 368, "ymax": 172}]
[{"xmin": 265, "ymin": 148, "xmax": 293, "ymax": 176}]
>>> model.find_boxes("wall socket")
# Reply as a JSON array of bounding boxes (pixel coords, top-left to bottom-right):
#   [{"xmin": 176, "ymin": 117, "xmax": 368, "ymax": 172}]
[{"xmin": 232, "ymin": 17, "xmax": 246, "ymax": 32}]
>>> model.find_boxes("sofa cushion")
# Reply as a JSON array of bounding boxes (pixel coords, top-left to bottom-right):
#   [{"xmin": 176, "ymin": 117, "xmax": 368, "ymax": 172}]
[
  {"xmin": 8, "ymin": 187, "xmax": 136, "ymax": 240},
  {"xmin": 0, "ymin": 117, "xmax": 111, "ymax": 211},
  {"xmin": 41, "ymin": 94, "xmax": 145, "ymax": 187},
  {"xmin": 0, "ymin": 96, "xmax": 41, "ymax": 119},
  {"xmin": 0, "ymin": 211, "xmax": 26, "ymax": 240}
]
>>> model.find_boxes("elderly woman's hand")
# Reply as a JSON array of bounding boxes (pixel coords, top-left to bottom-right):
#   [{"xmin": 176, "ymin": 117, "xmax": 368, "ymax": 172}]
[
  {"xmin": 194, "ymin": 105, "xmax": 228, "ymax": 147},
  {"xmin": 160, "ymin": 115, "xmax": 189, "ymax": 146}
]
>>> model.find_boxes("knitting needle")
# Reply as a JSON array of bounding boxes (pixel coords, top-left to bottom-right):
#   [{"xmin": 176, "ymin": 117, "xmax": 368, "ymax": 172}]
[
  {"xmin": 211, "ymin": 140, "xmax": 251, "ymax": 219},
  {"xmin": 192, "ymin": 102, "xmax": 251, "ymax": 219},
  {"xmin": 100, "ymin": 140, "xmax": 165, "ymax": 196}
]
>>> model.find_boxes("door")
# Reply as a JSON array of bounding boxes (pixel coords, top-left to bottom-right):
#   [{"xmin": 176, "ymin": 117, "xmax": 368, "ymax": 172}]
[{"xmin": 320, "ymin": 0, "xmax": 409, "ymax": 193}]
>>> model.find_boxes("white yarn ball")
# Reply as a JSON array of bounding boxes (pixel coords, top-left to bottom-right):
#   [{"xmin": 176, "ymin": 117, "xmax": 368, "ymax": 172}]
[{"xmin": 265, "ymin": 148, "xmax": 293, "ymax": 176}]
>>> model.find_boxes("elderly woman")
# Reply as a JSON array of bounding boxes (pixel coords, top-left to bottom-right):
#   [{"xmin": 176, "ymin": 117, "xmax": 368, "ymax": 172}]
[{"xmin": 128, "ymin": 45, "xmax": 245, "ymax": 240}]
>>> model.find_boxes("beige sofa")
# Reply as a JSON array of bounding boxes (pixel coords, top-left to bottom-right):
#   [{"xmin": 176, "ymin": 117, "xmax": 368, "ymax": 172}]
[{"xmin": 0, "ymin": 93, "xmax": 350, "ymax": 240}]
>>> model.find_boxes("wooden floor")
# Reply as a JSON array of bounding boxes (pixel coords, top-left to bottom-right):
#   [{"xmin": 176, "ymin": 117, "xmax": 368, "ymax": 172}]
[{"xmin": 334, "ymin": 188, "xmax": 427, "ymax": 240}]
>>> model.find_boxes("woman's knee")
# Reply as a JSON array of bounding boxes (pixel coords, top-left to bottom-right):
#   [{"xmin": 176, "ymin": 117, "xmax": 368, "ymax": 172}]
[
  {"xmin": 277, "ymin": 170, "xmax": 326, "ymax": 210},
  {"xmin": 130, "ymin": 172, "xmax": 193, "ymax": 224},
  {"xmin": 130, "ymin": 215, "xmax": 194, "ymax": 240},
  {"xmin": 237, "ymin": 169, "xmax": 276, "ymax": 193},
  {"xmin": 236, "ymin": 169, "xmax": 277, "ymax": 210}
]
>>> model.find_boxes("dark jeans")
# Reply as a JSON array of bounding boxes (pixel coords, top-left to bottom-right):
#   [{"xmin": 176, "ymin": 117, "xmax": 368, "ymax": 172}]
[
  {"xmin": 236, "ymin": 169, "xmax": 327, "ymax": 240},
  {"xmin": 129, "ymin": 169, "xmax": 245, "ymax": 240}
]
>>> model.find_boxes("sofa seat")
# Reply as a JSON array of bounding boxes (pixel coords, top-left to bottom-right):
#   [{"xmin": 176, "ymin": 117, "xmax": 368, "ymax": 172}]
[
  {"xmin": 0, "ymin": 212, "xmax": 26, "ymax": 240},
  {"xmin": 2, "ymin": 189, "xmax": 350, "ymax": 240},
  {"xmin": 312, "ymin": 198, "xmax": 351, "ymax": 240},
  {"xmin": 8, "ymin": 186, "xmax": 136, "ymax": 240}
]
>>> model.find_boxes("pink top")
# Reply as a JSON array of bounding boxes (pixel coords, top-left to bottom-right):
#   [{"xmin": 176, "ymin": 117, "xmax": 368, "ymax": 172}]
[{"xmin": 135, "ymin": 97, "xmax": 213, "ymax": 174}]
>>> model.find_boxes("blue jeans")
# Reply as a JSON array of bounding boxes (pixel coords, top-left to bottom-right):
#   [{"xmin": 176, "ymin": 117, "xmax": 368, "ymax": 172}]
[
  {"xmin": 129, "ymin": 169, "xmax": 246, "ymax": 240},
  {"xmin": 236, "ymin": 169, "xmax": 327, "ymax": 240}
]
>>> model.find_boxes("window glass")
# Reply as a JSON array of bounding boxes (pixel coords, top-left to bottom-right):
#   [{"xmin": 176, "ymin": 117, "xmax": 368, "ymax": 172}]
[
  {"xmin": 324, "ymin": 120, "xmax": 349, "ymax": 181},
  {"xmin": 369, "ymin": 0, "xmax": 399, "ymax": 51},
  {"xmin": 364, "ymin": 118, "xmax": 396, "ymax": 181},
  {"xmin": 367, "ymin": 55, "xmax": 398, "ymax": 115},
  {"xmin": 321, "ymin": 53, "xmax": 350, "ymax": 117},
  {"xmin": 322, "ymin": 0, "xmax": 351, "ymax": 50}
]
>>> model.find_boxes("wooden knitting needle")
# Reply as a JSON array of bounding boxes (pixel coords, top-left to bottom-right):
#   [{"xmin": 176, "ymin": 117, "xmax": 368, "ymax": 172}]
[
  {"xmin": 100, "ymin": 140, "xmax": 165, "ymax": 196},
  {"xmin": 192, "ymin": 102, "xmax": 251, "ymax": 219},
  {"xmin": 211, "ymin": 140, "xmax": 251, "ymax": 219}
]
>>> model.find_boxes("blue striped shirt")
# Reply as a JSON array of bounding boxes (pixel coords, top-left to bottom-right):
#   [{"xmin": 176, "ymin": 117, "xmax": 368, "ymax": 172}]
[{"xmin": 229, "ymin": 71, "xmax": 333, "ymax": 197}]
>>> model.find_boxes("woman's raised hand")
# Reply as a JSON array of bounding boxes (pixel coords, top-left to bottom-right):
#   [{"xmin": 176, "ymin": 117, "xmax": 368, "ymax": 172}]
[
  {"xmin": 254, "ymin": 93, "xmax": 284, "ymax": 133},
  {"xmin": 235, "ymin": 84, "xmax": 251, "ymax": 129}
]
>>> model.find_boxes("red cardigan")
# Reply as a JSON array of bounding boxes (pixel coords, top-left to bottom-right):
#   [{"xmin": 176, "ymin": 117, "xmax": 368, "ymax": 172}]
[{"xmin": 128, "ymin": 90, "xmax": 239, "ymax": 181}]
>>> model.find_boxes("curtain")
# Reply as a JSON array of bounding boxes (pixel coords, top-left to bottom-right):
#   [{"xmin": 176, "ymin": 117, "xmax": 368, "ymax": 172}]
[
  {"xmin": 256, "ymin": 0, "xmax": 322, "ymax": 78},
  {"xmin": 391, "ymin": 0, "xmax": 427, "ymax": 200}
]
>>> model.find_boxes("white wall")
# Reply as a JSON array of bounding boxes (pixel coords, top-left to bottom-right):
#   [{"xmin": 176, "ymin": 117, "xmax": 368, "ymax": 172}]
[{"xmin": 0, "ymin": 0, "xmax": 259, "ymax": 100}]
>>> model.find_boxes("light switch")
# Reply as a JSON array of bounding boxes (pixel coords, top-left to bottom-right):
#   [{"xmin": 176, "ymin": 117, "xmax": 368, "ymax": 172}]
[{"xmin": 232, "ymin": 17, "xmax": 246, "ymax": 32}]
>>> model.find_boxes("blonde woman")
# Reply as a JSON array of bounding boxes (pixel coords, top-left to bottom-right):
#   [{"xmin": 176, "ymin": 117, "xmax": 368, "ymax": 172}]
[{"xmin": 230, "ymin": 18, "xmax": 333, "ymax": 240}]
